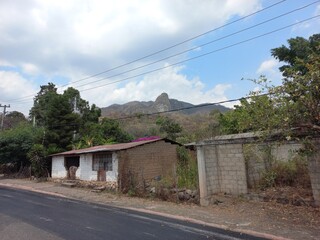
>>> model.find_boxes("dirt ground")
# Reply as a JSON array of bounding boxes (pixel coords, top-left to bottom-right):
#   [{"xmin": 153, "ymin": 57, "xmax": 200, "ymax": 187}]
[{"xmin": 0, "ymin": 178, "xmax": 319, "ymax": 240}]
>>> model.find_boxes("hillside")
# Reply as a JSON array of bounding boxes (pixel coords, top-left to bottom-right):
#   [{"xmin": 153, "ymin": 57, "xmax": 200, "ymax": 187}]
[
  {"xmin": 99, "ymin": 93, "xmax": 230, "ymax": 143},
  {"xmin": 101, "ymin": 93, "xmax": 229, "ymax": 117}
]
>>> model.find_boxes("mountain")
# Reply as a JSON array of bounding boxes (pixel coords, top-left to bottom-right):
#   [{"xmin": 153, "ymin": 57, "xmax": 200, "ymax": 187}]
[{"xmin": 101, "ymin": 93, "xmax": 230, "ymax": 117}]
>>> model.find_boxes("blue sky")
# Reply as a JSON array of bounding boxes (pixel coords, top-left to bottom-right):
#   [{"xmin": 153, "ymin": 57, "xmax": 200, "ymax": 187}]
[{"xmin": 0, "ymin": 0, "xmax": 319, "ymax": 115}]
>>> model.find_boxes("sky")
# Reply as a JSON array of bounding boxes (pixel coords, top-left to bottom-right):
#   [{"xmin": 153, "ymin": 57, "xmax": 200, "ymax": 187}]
[{"xmin": 0, "ymin": 0, "xmax": 319, "ymax": 116}]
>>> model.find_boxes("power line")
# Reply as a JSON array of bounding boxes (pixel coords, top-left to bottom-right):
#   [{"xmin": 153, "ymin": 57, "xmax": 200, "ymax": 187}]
[
  {"xmin": 61, "ymin": 0, "xmax": 287, "ymax": 87},
  {"xmin": 72, "ymin": 1, "xmax": 318, "ymax": 90},
  {"xmin": 6, "ymin": 13, "xmax": 320, "ymax": 106},
  {"xmin": 112, "ymin": 93, "xmax": 271, "ymax": 121},
  {"xmin": 3, "ymin": 0, "xmax": 286, "ymax": 103},
  {"xmin": 45, "ymin": 92, "xmax": 270, "ymax": 128},
  {"xmin": 79, "ymin": 15, "xmax": 320, "ymax": 93}
]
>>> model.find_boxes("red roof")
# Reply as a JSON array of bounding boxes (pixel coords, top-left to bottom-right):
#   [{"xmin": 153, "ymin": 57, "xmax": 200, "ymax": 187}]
[{"xmin": 51, "ymin": 138, "xmax": 178, "ymax": 156}]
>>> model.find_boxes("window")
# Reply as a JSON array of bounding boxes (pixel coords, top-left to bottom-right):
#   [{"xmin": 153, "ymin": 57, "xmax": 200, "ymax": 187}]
[{"xmin": 92, "ymin": 153, "xmax": 113, "ymax": 171}]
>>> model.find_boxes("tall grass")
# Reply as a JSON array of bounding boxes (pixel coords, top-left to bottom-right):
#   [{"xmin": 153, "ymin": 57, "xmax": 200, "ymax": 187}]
[{"xmin": 176, "ymin": 146, "xmax": 198, "ymax": 189}]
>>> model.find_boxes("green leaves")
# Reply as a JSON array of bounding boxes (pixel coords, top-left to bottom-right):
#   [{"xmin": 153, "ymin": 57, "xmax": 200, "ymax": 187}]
[
  {"xmin": 156, "ymin": 116, "xmax": 182, "ymax": 141},
  {"xmin": 220, "ymin": 34, "xmax": 320, "ymax": 137},
  {"xmin": 0, "ymin": 123, "xmax": 42, "ymax": 166}
]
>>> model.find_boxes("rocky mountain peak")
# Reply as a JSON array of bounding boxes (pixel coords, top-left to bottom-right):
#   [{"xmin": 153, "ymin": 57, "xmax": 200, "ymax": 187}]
[
  {"xmin": 100, "ymin": 92, "xmax": 230, "ymax": 117},
  {"xmin": 154, "ymin": 92, "xmax": 171, "ymax": 112}
]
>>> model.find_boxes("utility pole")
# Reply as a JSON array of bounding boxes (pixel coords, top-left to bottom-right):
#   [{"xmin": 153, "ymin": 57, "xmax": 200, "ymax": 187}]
[
  {"xmin": 72, "ymin": 97, "xmax": 79, "ymax": 145},
  {"xmin": 0, "ymin": 104, "xmax": 10, "ymax": 130}
]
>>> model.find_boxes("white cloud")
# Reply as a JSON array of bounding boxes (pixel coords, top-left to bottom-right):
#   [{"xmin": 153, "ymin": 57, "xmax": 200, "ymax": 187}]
[
  {"xmin": 0, "ymin": 0, "xmax": 260, "ymax": 77},
  {"xmin": 0, "ymin": 71, "xmax": 37, "ymax": 116},
  {"xmin": 79, "ymin": 64, "xmax": 232, "ymax": 108},
  {"xmin": 257, "ymin": 59, "xmax": 278, "ymax": 74},
  {"xmin": 0, "ymin": 0, "xmax": 260, "ymax": 113},
  {"xmin": 256, "ymin": 58, "xmax": 282, "ymax": 87},
  {"xmin": 21, "ymin": 63, "xmax": 40, "ymax": 76},
  {"xmin": 0, "ymin": 59, "xmax": 13, "ymax": 67}
]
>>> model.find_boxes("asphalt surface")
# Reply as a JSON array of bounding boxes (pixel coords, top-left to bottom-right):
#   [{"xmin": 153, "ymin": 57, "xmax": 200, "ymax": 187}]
[{"xmin": 0, "ymin": 187, "xmax": 265, "ymax": 240}]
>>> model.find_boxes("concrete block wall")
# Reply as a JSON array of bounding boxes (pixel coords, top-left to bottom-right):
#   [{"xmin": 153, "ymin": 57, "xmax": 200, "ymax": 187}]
[
  {"xmin": 244, "ymin": 142, "xmax": 304, "ymax": 189},
  {"xmin": 203, "ymin": 145, "xmax": 219, "ymax": 195},
  {"xmin": 308, "ymin": 139, "xmax": 320, "ymax": 206},
  {"xmin": 197, "ymin": 143, "xmax": 248, "ymax": 205},
  {"xmin": 243, "ymin": 144, "xmax": 267, "ymax": 188},
  {"xmin": 271, "ymin": 143, "xmax": 302, "ymax": 162},
  {"xmin": 217, "ymin": 144, "xmax": 247, "ymax": 195}
]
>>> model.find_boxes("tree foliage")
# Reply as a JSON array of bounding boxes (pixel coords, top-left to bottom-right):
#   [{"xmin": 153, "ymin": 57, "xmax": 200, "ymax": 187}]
[
  {"xmin": 2, "ymin": 111, "xmax": 27, "ymax": 130},
  {"xmin": 29, "ymin": 83, "xmax": 101, "ymax": 151},
  {"xmin": 219, "ymin": 34, "xmax": 320, "ymax": 136},
  {"xmin": 76, "ymin": 118, "xmax": 133, "ymax": 148},
  {"xmin": 156, "ymin": 116, "xmax": 182, "ymax": 141},
  {"xmin": 27, "ymin": 144, "xmax": 49, "ymax": 178},
  {"xmin": 0, "ymin": 123, "xmax": 42, "ymax": 167}
]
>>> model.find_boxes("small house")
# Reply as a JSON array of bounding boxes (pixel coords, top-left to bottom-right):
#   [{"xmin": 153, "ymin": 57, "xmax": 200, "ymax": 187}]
[{"xmin": 51, "ymin": 137, "xmax": 180, "ymax": 191}]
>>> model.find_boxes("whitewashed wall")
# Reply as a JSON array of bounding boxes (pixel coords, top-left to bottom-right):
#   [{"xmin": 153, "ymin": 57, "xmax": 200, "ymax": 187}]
[
  {"xmin": 51, "ymin": 156, "xmax": 66, "ymax": 178},
  {"xmin": 52, "ymin": 152, "xmax": 119, "ymax": 182},
  {"xmin": 106, "ymin": 153, "xmax": 118, "ymax": 182},
  {"xmin": 78, "ymin": 154, "xmax": 97, "ymax": 181}
]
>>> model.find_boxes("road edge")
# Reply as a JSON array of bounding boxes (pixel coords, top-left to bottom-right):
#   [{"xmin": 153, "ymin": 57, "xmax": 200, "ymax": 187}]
[{"xmin": 0, "ymin": 182, "xmax": 290, "ymax": 240}]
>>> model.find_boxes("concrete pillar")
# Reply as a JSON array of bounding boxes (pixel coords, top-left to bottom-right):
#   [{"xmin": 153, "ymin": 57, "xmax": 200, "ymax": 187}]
[
  {"xmin": 308, "ymin": 139, "xmax": 320, "ymax": 206},
  {"xmin": 197, "ymin": 145, "xmax": 209, "ymax": 206}
]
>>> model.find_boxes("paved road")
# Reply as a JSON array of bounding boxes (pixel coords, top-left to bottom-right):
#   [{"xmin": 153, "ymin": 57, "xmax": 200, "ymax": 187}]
[{"xmin": 0, "ymin": 187, "xmax": 264, "ymax": 240}]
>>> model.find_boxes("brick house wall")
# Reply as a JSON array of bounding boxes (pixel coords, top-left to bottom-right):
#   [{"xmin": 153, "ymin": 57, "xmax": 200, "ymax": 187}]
[{"xmin": 117, "ymin": 140, "xmax": 178, "ymax": 192}]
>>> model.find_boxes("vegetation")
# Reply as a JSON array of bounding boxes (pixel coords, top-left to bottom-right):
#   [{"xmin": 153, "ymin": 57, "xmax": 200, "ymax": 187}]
[
  {"xmin": 219, "ymin": 34, "xmax": 320, "ymax": 138},
  {"xmin": 0, "ymin": 123, "xmax": 42, "ymax": 170},
  {"xmin": 27, "ymin": 144, "xmax": 49, "ymax": 178},
  {"xmin": 259, "ymin": 157, "xmax": 310, "ymax": 190},
  {"xmin": 176, "ymin": 146, "xmax": 198, "ymax": 189},
  {"xmin": 2, "ymin": 111, "xmax": 27, "ymax": 130},
  {"xmin": 1, "ymin": 34, "xmax": 318, "ymax": 186},
  {"xmin": 156, "ymin": 116, "xmax": 182, "ymax": 141},
  {"xmin": 0, "ymin": 83, "xmax": 133, "ymax": 177}
]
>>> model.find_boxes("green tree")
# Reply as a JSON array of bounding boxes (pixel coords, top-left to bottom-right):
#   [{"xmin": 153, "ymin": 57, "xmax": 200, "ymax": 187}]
[
  {"xmin": 219, "ymin": 93, "xmax": 282, "ymax": 134},
  {"xmin": 0, "ymin": 123, "xmax": 42, "ymax": 169},
  {"xmin": 30, "ymin": 83, "xmax": 101, "ymax": 151},
  {"xmin": 76, "ymin": 118, "xmax": 133, "ymax": 148},
  {"xmin": 270, "ymin": 34, "xmax": 320, "ymax": 133},
  {"xmin": 156, "ymin": 116, "xmax": 182, "ymax": 140},
  {"xmin": 271, "ymin": 34, "xmax": 320, "ymax": 77},
  {"xmin": 219, "ymin": 34, "xmax": 320, "ymax": 136},
  {"xmin": 3, "ymin": 111, "xmax": 27, "ymax": 130},
  {"xmin": 27, "ymin": 144, "xmax": 48, "ymax": 178}
]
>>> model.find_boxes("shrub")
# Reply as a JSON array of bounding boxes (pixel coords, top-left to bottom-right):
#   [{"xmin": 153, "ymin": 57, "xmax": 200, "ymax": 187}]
[
  {"xmin": 176, "ymin": 146, "xmax": 198, "ymax": 189},
  {"xmin": 259, "ymin": 157, "xmax": 310, "ymax": 190}
]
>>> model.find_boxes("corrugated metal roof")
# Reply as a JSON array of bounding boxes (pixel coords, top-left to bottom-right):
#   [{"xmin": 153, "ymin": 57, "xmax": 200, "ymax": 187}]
[{"xmin": 51, "ymin": 138, "xmax": 178, "ymax": 156}]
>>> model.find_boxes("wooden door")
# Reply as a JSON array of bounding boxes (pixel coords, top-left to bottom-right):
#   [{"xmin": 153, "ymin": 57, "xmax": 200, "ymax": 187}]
[{"xmin": 98, "ymin": 169, "xmax": 106, "ymax": 181}]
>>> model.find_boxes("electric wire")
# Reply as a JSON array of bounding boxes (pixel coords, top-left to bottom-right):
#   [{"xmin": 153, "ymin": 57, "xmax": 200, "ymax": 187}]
[
  {"xmin": 72, "ymin": 1, "xmax": 318, "ymax": 90},
  {"xmin": 61, "ymin": 0, "xmax": 287, "ymax": 87},
  {"xmin": 46, "ymin": 92, "xmax": 270, "ymax": 128},
  {"xmin": 2, "ymin": 0, "xmax": 287, "ymax": 103},
  {"xmin": 79, "ymin": 15, "xmax": 320, "ymax": 92}
]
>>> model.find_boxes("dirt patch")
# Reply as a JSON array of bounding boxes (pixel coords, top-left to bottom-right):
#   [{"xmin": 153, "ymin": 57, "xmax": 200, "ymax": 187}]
[{"xmin": 255, "ymin": 186, "xmax": 315, "ymax": 207}]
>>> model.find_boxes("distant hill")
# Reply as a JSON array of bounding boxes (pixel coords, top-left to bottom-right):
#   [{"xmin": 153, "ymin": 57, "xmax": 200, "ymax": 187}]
[{"xmin": 100, "ymin": 93, "xmax": 230, "ymax": 117}]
